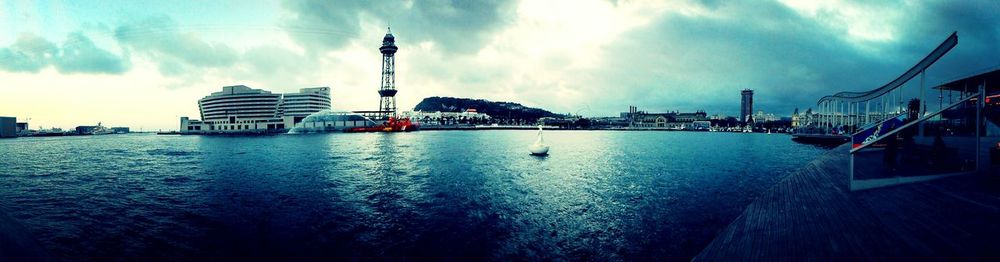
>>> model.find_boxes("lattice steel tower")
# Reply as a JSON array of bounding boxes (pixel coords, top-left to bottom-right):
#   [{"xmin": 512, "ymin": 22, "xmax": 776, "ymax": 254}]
[{"xmin": 378, "ymin": 28, "xmax": 398, "ymax": 119}]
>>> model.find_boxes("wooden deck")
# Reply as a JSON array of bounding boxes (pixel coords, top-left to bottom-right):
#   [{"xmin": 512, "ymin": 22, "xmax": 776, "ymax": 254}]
[{"xmin": 695, "ymin": 144, "xmax": 1000, "ymax": 261}]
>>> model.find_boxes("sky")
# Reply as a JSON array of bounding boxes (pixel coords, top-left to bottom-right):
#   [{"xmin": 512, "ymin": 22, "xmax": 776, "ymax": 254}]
[{"xmin": 1, "ymin": 0, "xmax": 998, "ymax": 131}]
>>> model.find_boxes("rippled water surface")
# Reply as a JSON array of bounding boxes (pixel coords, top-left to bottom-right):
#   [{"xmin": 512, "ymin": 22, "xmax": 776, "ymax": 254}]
[{"xmin": 0, "ymin": 131, "xmax": 826, "ymax": 261}]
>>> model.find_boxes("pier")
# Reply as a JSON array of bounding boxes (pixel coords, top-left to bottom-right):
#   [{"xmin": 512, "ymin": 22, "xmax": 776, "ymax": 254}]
[{"xmin": 696, "ymin": 144, "xmax": 1000, "ymax": 261}]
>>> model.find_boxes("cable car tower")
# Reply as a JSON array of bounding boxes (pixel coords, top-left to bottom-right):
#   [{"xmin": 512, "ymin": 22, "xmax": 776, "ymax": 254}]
[{"xmin": 378, "ymin": 27, "xmax": 398, "ymax": 119}]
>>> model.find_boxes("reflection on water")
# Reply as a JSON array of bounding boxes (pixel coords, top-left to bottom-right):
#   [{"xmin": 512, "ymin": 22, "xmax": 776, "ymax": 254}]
[{"xmin": 0, "ymin": 131, "xmax": 825, "ymax": 261}]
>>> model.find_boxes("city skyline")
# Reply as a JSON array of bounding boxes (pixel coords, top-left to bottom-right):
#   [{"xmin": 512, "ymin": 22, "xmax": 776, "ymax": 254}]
[{"xmin": 2, "ymin": 0, "xmax": 999, "ymax": 130}]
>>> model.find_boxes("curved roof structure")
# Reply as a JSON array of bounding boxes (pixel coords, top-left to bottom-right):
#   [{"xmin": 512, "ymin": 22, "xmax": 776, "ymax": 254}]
[{"xmin": 818, "ymin": 32, "xmax": 958, "ymax": 104}]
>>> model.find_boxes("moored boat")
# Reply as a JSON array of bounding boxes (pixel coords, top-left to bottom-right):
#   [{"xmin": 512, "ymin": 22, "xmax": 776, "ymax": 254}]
[{"xmin": 345, "ymin": 117, "xmax": 419, "ymax": 133}]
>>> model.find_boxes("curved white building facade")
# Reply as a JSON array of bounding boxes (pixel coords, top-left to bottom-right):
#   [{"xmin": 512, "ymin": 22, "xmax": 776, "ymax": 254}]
[
  {"xmin": 280, "ymin": 87, "xmax": 332, "ymax": 118},
  {"xmin": 181, "ymin": 85, "xmax": 331, "ymax": 133},
  {"xmin": 199, "ymin": 85, "xmax": 281, "ymax": 123}
]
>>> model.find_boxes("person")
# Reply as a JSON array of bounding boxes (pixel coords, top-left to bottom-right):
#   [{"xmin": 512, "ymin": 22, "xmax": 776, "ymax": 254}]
[
  {"xmin": 900, "ymin": 122, "xmax": 917, "ymax": 164},
  {"xmin": 929, "ymin": 126, "xmax": 947, "ymax": 167},
  {"xmin": 882, "ymin": 121, "xmax": 900, "ymax": 173}
]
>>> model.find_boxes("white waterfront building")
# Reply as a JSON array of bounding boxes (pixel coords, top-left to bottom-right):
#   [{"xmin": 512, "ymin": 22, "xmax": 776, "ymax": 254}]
[
  {"xmin": 280, "ymin": 87, "xmax": 333, "ymax": 118},
  {"xmin": 180, "ymin": 85, "xmax": 331, "ymax": 133},
  {"xmin": 399, "ymin": 110, "xmax": 492, "ymax": 125}
]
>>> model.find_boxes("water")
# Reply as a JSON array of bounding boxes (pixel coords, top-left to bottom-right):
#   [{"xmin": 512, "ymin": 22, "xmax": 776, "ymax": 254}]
[{"xmin": 0, "ymin": 131, "xmax": 826, "ymax": 261}]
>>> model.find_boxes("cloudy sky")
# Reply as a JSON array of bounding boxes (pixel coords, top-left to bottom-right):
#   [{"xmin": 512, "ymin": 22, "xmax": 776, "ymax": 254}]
[{"xmin": 1, "ymin": 0, "xmax": 998, "ymax": 130}]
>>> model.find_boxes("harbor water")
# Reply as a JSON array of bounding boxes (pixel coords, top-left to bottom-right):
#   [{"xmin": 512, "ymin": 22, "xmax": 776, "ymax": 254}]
[{"xmin": 0, "ymin": 131, "xmax": 825, "ymax": 261}]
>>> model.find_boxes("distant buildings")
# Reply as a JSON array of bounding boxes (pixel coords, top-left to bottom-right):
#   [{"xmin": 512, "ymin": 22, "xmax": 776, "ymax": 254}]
[
  {"xmin": 754, "ymin": 110, "xmax": 779, "ymax": 122},
  {"xmin": 400, "ymin": 109, "xmax": 491, "ymax": 125},
  {"xmin": 181, "ymin": 85, "xmax": 331, "ymax": 133},
  {"xmin": 75, "ymin": 125, "xmax": 100, "ymax": 135},
  {"xmin": 791, "ymin": 108, "xmax": 801, "ymax": 128},
  {"xmin": 0, "ymin": 117, "xmax": 15, "ymax": 138},
  {"xmin": 621, "ymin": 106, "xmax": 709, "ymax": 128},
  {"xmin": 75, "ymin": 123, "xmax": 119, "ymax": 135},
  {"xmin": 676, "ymin": 111, "xmax": 709, "ymax": 122},
  {"xmin": 15, "ymin": 122, "xmax": 28, "ymax": 134},
  {"xmin": 741, "ymin": 89, "xmax": 754, "ymax": 123}
]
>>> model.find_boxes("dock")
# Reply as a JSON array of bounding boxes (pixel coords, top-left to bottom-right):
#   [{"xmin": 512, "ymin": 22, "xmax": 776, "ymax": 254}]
[
  {"xmin": 790, "ymin": 133, "xmax": 849, "ymax": 146},
  {"xmin": 696, "ymin": 144, "xmax": 1000, "ymax": 261}
]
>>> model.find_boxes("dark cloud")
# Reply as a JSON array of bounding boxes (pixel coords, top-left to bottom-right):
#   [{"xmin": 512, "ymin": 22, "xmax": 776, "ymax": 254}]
[
  {"xmin": 0, "ymin": 32, "xmax": 128, "ymax": 74},
  {"xmin": 273, "ymin": 0, "xmax": 1000, "ymax": 116},
  {"xmin": 55, "ymin": 32, "xmax": 129, "ymax": 74},
  {"xmin": 282, "ymin": 0, "xmax": 515, "ymax": 53},
  {"xmin": 234, "ymin": 45, "xmax": 318, "ymax": 88},
  {"xmin": 889, "ymin": 0, "xmax": 1000, "ymax": 82},
  {"xmin": 7, "ymin": 0, "xmax": 994, "ymax": 118},
  {"xmin": 0, "ymin": 33, "xmax": 59, "ymax": 73},
  {"xmin": 109, "ymin": 15, "xmax": 326, "ymax": 88},
  {"xmin": 571, "ymin": 0, "xmax": 1000, "ymax": 116},
  {"xmin": 114, "ymin": 15, "xmax": 239, "ymax": 75}
]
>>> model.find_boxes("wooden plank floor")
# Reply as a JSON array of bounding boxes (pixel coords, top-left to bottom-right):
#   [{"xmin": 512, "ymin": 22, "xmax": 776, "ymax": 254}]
[{"xmin": 695, "ymin": 144, "xmax": 1000, "ymax": 261}]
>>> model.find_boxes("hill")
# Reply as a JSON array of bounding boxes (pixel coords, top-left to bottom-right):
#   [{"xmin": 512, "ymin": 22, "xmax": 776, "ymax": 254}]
[{"xmin": 413, "ymin": 97, "xmax": 561, "ymax": 120}]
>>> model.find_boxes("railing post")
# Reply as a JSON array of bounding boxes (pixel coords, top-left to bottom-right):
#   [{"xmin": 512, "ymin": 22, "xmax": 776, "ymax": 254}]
[
  {"xmin": 849, "ymin": 150, "xmax": 855, "ymax": 191},
  {"xmin": 920, "ymin": 69, "xmax": 926, "ymax": 115},
  {"xmin": 978, "ymin": 80, "xmax": 985, "ymax": 172}
]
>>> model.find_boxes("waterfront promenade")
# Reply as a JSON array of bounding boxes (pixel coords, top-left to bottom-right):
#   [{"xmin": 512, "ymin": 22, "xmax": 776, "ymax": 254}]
[{"xmin": 696, "ymin": 144, "xmax": 1000, "ymax": 261}]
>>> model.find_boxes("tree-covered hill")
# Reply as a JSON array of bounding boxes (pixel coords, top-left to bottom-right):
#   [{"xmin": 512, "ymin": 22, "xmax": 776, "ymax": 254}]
[{"xmin": 413, "ymin": 97, "xmax": 561, "ymax": 120}]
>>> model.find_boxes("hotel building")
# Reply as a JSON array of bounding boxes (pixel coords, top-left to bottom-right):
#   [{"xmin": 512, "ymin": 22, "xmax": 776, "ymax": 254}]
[
  {"xmin": 741, "ymin": 89, "xmax": 754, "ymax": 123},
  {"xmin": 181, "ymin": 85, "xmax": 330, "ymax": 133}
]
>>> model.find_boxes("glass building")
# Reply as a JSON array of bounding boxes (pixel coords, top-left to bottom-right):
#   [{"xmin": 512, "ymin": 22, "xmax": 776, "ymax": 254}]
[{"xmin": 288, "ymin": 110, "xmax": 378, "ymax": 133}]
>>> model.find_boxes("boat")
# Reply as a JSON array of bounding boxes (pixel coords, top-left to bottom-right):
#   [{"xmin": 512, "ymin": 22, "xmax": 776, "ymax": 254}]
[
  {"xmin": 528, "ymin": 125, "xmax": 549, "ymax": 155},
  {"xmin": 345, "ymin": 117, "xmax": 419, "ymax": 133}
]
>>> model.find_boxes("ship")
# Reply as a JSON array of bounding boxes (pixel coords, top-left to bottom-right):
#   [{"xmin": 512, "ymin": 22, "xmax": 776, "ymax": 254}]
[{"xmin": 345, "ymin": 117, "xmax": 419, "ymax": 133}]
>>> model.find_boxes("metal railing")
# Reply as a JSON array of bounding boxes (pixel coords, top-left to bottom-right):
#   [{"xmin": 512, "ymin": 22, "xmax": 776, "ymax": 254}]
[
  {"xmin": 811, "ymin": 32, "xmax": 958, "ymax": 135},
  {"xmin": 849, "ymin": 89, "xmax": 984, "ymax": 191}
]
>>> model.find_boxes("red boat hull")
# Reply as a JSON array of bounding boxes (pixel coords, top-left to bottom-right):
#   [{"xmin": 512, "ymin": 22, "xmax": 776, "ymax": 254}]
[{"xmin": 345, "ymin": 117, "xmax": 420, "ymax": 133}]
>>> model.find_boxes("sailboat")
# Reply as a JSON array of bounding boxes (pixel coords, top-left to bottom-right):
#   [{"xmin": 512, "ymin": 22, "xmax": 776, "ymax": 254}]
[{"xmin": 529, "ymin": 125, "xmax": 550, "ymax": 155}]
